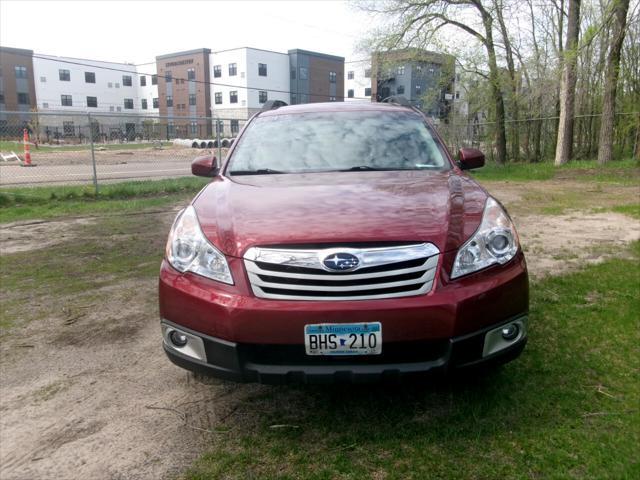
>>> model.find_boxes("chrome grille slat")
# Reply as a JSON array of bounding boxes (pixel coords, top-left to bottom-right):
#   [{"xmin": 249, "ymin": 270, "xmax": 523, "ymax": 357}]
[
  {"xmin": 244, "ymin": 258, "xmax": 433, "ymax": 281},
  {"xmin": 248, "ymin": 268, "xmax": 436, "ymax": 293},
  {"xmin": 243, "ymin": 244, "xmax": 440, "ymax": 301}
]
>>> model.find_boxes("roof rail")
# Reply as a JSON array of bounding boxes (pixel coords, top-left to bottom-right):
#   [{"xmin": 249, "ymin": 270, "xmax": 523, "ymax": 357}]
[
  {"xmin": 260, "ymin": 100, "xmax": 288, "ymax": 112},
  {"xmin": 381, "ymin": 95, "xmax": 413, "ymax": 107}
]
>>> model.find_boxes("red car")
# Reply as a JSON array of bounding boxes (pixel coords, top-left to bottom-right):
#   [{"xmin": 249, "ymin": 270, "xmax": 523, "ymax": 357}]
[{"xmin": 159, "ymin": 99, "xmax": 528, "ymax": 384}]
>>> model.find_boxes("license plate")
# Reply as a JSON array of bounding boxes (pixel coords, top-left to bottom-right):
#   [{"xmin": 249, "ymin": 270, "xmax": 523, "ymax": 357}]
[{"xmin": 304, "ymin": 322, "xmax": 382, "ymax": 356}]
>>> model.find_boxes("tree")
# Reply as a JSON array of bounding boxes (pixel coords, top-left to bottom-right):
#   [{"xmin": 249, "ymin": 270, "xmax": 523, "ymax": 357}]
[
  {"xmin": 597, "ymin": 0, "xmax": 631, "ymax": 164},
  {"xmin": 555, "ymin": 0, "xmax": 582, "ymax": 165},
  {"xmin": 358, "ymin": 0, "xmax": 509, "ymax": 164}
]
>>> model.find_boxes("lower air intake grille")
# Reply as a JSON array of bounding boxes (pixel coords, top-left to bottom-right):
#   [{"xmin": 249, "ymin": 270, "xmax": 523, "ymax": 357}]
[{"xmin": 243, "ymin": 243, "xmax": 439, "ymax": 301}]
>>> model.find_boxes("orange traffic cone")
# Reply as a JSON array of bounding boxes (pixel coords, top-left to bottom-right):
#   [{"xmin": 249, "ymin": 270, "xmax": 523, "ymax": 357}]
[{"xmin": 21, "ymin": 128, "xmax": 36, "ymax": 167}]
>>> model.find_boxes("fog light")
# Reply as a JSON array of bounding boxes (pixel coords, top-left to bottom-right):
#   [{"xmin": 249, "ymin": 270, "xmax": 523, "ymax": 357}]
[
  {"xmin": 501, "ymin": 323, "xmax": 519, "ymax": 340},
  {"xmin": 169, "ymin": 330, "xmax": 188, "ymax": 347}
]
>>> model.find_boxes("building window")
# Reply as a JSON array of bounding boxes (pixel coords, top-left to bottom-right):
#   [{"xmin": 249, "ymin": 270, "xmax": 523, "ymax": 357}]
[
  {"xmin": 141, "ymin": 98, "xmax": 148, "ymax": 109},
  {"xmin": 40, "ymin": 76, "xmax": 46, "ymax": 82},
  {"xmin": 166, "ymin": 96, "xmax": 173, "ymax": 107},
  {"xmin": 124, "ymin": 98, "xmax": 134, "ymax": 109},
  {"xmin": 0, "ymin": 93, "xmax": 5, "ymax": 103},
  {"xmin": 187, "ymin": 68, "xmax": 195, "ymax": 80},
  {"xmin": 85, "ymin": 72, "xmax": 96, "ymax": 83},
  {"xmin": 86, "ymin": 96, "xmax": 97, "ymax": 108},
  {"xmin": 213, "ymin": 65, "xmax": 221, "ymax": 78},
  {"xmin": 214, "ymin": 92, "xmax": 222, "ymax": 104},
  {"xmin": 364, "ymin": 87, "xmax": 371, "ymax": 97},
  {"xmin": 109, "ymin": 106, "xmax": 114, "ymax": 112},
  {"xmin": 190, "ymin": 122, "xmax": 198, "ymax": 135},
  {"xmin": 115, "ymin": 83, "xmax": 120, "ymax": 88},
  {"xmin": 140, "ymin": 75, "xmax": 147, "ymax": 86},
  {"xmin": 15, "ymin": 66, "xmax": 28, "ymax": 79},
  {"xmin": 214, "ymin": 120, "xmax": 223, "ymax": 134},
  {"xmin": 117, "ymin": 106, "xmax": 122, "ymax": 112},
  {"xmin": 397, "ymin": 66, "xmax": 405, "ymax": 75},
  {"xmin": 230, "ymin": 120, "xmax": 239, "ymax": 135},
  {"xmin": 329, "ymin": 71, "xmax": 337, "ymax": 83},
  {"xmin": 347, "ymin": 89, "xmax": 354, "ymax": 98},
  {"xmin": 17, "ymin": 92, "xmax": 30, "ymax": 105},
  {"xmin": 63, "ymin": 121, "xmax": 75, "ymax": 136},
  {"xmin": 42, "ymin": 102, "xmax": 48, "ymax": 109},
  {"xmin": 165, "ymin": 71, "xmax": 172, "ymax": 83},
  {"xmin": 416, "ymin": 65, "xmax": 423, "ymax": 73},
  {"xmin": 61, "ymin": 94, "xmax": 73, "ymax": 106},
  {"xmin": 258, "ymin": 91, "xmax": 267, "ymax": 103},
  {"xmin": 108, "ymin": 82, "xmax": 113, "ymax": 88},
  {"xmin": 121, "ymin": 75, "xmax": 131, "ymax": 86},
  {"xmin": 151, "ymin": 74, "xmax": 157, "ymax": 85},
  {"xmin": 189, "ymin": 94, "xmax": 196, "ymax": 106},
  {"xmin": 347, "ymin": 71, "xmax": 354, "ymax": 80},
  {"xmin": 59, "ymin": 69, "xmax": 70, "ymax": 81},
  {"xmin": 229, "ymin": 91, "xmax": 238, "ymax": 103},
  {"xmin": 397, "ymin": 85, "xmax": 405, "ymax": 95},
  {"xmin": 290, "ymin": 69, "xmax": 296, "ymax": 80},
  {"xmin": 416, "ymin": 85, "xmax": 422, "ymax": 95},
  {"xmin": 153, "ymin": 97, "xmax": 159, "ymax": 108},
  {"xmin": 364, "ymin": 69, "xmax": 371, "ymax": 78},
  {"xmin": 229, "ymin": 63, "xmax": 237, "ymax": 76},
  {"xmin": 258, "ymin": 63, "xmax": 267, "ymax": 76},
  {"xmin": 299, "ymin": 67, "xmax": 308, "ymax": 80},
  {"xmin": 456, "ymin": 91, "xmax": 460, "ymax": 99}
]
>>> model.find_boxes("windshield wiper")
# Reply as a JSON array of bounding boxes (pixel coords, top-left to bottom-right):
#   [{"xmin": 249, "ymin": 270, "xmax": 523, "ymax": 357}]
[
  {"xmin": 339, "ymin": 165, "xmax": 388, "ymax": 171},
  {"xmin": 229, "ymin": 168, "xmax": 286, "ymax": 175}
]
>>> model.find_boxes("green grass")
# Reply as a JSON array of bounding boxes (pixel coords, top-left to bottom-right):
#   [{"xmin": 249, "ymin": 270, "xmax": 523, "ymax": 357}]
[
  {"xmin": 472, "ymin": 158, "xmax": 639, "ymax": 183},
  {"xmin": 184, "ymin": 244, "xmax": 640, "ymax": 479},
  {"xmin": 611, "ymin": 204, "xmax": 640, "ymax": 219},
  {"xmin": 0, "ymin": 177, "xmax": 208, "ymax": 223},
  {"xmin": 0, "ymin": 139, "xmax": 168, "ymax": 153},
  {"xmin": 0, "ymin": 211, "xmax": 169, "ymax": 332}
]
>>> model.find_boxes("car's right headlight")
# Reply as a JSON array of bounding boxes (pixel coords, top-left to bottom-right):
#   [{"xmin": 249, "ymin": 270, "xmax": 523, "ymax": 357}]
[
  {"xmin": 165, "ymin": 205, "xmax": 233, "ymax": 284},
  {"xmin": 451, "ymin": 197, "xmax": 519, "ymax": 279}
]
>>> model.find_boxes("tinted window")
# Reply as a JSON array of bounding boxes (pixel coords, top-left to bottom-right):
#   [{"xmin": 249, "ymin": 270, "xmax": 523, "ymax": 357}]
[
  {"xmin": 86, "ymin": 96, "xmax": 97, "ymax": 107},
  {"xmin": 229, "ymin": 112, "xmax": 449, "ymax": 174},
  {"xmin": 59, "ymin": 69, "xmax": 70, "ymax": 81},
  {"xmin": 140, "ymin": 75, "xmax": 147, "ymax": 86},
  {"xmin": 123, "ymin": 75, "xmax": 132, "ymax": 86},
  {"xmin": 85, "ymin": 72, "xmax": 96, "ymax": 83}
]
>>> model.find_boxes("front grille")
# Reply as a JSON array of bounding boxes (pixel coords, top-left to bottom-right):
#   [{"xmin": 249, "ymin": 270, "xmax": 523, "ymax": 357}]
[{"xmin": 243, "ymin": 243, "xmax": 440, "ymax": 301}]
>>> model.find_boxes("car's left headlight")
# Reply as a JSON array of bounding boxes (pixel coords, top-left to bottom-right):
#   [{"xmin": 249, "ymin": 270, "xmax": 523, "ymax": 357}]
[
  {"xmin": 451, "ymin": 197, "xmax": 519, "ymax": 279},
  {"xmin": 165, "ymin": 205, "xmax": 234, "ymax": 284}
]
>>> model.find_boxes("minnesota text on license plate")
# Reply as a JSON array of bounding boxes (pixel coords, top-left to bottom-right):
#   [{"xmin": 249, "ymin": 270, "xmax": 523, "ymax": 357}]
[{"xmin": 304, "ymin": 322, "xmax": 382, "ymax": 355}]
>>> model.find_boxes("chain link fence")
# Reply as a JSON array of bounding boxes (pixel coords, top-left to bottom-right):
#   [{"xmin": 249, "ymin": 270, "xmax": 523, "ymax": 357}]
[
  {"xmin": 0, "ymin": 111, "xmax": 249, "ymax": 189},
  {"xmin": 436, "ymin": 112, "xmax": 639, "ymax": 163}
]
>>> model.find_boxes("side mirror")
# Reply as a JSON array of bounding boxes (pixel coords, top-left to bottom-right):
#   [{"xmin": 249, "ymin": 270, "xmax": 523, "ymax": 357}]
[
  {"xmin": 191, "ymin": 155, "xmax": 218, "ymax": 177},
  {"xmin": 457, "ymin": 148, "xmax": 485, "ymax": 170}
]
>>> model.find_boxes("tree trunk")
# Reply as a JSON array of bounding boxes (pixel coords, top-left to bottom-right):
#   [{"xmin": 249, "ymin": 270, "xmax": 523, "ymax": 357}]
[
  {"xmin": 555, "ymin": 0, "xmax": 581, "ymax": 165},
  {"xmin": 597, "ymin": 0, "xmax": 630, "ymax": 165},
  {"xmin": 481, "ymin": 12, "xmax": 508, "ymax": 165}
]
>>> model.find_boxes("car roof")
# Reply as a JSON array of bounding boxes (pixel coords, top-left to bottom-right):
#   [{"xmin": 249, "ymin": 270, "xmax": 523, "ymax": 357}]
[{"xmin": 258, "ymin": 101, "xmax": 415, "ymax": 117}]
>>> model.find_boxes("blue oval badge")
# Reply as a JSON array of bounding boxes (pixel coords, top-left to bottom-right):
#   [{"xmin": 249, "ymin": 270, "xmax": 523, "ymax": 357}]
[{"xmin": 323, "ymin": 253, "xmax": 360, "ymax": 271}]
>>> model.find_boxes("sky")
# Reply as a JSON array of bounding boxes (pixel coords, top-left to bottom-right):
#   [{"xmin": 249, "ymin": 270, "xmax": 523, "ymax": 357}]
[{"xmin": 0, "ymin": 0, "xmax": 375, "ymax": 64}]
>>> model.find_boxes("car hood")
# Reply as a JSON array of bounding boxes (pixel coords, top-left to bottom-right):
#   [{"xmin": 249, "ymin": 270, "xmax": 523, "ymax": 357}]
[{"xmin": 193, "ymin": 171, "xmax": 488, "ymax": 258}]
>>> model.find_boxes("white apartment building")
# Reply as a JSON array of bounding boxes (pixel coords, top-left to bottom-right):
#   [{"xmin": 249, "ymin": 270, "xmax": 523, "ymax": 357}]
[
  {"xmin": 209, "ymin": 47, "xmax": 291, "ymax": 121},
  {"xmin": 344, "ymin": 60, "xmax": 372, "ymax": 101},
  {"xmin": 33, "ymin": 55, "xmax": 159, "ymax": 115}
]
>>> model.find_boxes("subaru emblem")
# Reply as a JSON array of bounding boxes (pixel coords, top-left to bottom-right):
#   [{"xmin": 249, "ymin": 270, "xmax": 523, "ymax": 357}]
[{"xmin": 322, "ymin": 253, "xmax": 360, "ymax": 271}]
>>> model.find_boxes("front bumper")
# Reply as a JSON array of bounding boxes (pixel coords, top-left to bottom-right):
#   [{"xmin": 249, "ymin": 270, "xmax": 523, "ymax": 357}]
[
  {"xmin": 161, "ymin": 315, "xmax": 528, "ymax": 384},
  {"xmin": 159, "ymin": 251, "xmax": 529, "ymax": 384}
]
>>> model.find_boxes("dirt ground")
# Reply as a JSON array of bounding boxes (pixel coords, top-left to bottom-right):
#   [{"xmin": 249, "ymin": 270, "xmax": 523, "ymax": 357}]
[{"xmin": 0, "ymin": 180, "xmax": 638, "ymax": 480}]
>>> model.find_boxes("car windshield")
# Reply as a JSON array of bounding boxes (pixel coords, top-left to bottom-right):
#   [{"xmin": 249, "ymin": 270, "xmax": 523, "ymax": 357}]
[{"xmin": 227, "ymin": 111, "xmax": 451, "ymax": 174}]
